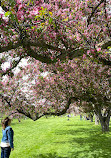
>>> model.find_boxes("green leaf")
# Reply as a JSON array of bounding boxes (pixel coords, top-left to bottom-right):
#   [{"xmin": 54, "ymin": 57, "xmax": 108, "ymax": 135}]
[
  {"xmin": 49, "ymin": 17, "xmax": 53, "ymax": 24},
  {"xmin": 10, "ymin": 14, "xmax": 15, "ymax": 21},
  {"xmin": 36, "ymin": 28, "xmax": 42, "ymax": 33},
  {"xmin": 31, "ymin": 26, "xmax": 35, "ymax": 29},
  {"xmin": 15, "ymin": 16, "xmax": 18, "ymax": 23},
  {"xmin": 5, "ymin": 11, "xmax": 11, "ymax": 17},
  {"xmin": 9, "ymin": 0, "xmax": 15, "ymax": 7},
  {"xmin": 57, "ymin": 67, "xmax": 64, "ymax": 72}
]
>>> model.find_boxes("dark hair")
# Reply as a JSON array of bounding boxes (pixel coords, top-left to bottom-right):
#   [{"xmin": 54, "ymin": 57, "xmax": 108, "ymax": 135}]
[{"xmin": 1, "ymin": 117, "xmax": 11, "ymax": 130}]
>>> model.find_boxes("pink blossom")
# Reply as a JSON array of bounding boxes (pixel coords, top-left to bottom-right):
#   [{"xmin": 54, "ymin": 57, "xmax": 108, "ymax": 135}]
[
  {"xmin": 57, "ymin": 10, "xmax": 62, "ymax": 16},
  {"xmin": 83, "ymin": 54, "xmax": 86, "ymax": 59},
  {"xmin": 17, "ymin": 11, "xmax": 24, "ymax": 20},
  {"xmin": 97, "ymin": 48, "xmax": 101, "ymax": 52},
  {"xmin": 16, "ymin": 0, "xmax": 22, "ymax": 4},
  {"xmin": 76, "ymin": 33, "xmax": 81, "ymax": 41},
  {"xmin": 30, "ymin": 9, "xmax": 39, "ymax": 16},
  {"xmin": 69, "ymin": 14, "xmax": 72, "ymax": 19},
  {"xmin": 18, "ymin": 4, "xmax": 23, "ymax": 11},
  {"xmin": 87, "ymin": 50, "xmax": 90, "ymax": 55}
]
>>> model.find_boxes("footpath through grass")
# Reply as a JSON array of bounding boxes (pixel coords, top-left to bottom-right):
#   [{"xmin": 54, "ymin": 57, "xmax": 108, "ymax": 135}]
[{"xmin": 0, "ymin": 115, "xmax": 111, "ymax": 158}]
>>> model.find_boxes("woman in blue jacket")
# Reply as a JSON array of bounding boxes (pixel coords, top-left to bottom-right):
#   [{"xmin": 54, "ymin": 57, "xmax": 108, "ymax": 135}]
[{"xmin": 1, "ymin": 117, "xmax": 14, "ymax": 158}]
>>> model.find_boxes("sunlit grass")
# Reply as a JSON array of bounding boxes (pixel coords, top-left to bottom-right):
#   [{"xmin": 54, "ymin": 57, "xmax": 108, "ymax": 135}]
[{"xmin": 0, "ymin": 115, "xmax": 111, "ymax": 158}]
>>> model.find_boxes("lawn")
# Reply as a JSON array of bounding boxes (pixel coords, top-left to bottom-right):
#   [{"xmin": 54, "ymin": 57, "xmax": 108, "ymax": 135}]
[{"xmin": 0, "ymin": 115, "xmax": 111, "ymax": 158}]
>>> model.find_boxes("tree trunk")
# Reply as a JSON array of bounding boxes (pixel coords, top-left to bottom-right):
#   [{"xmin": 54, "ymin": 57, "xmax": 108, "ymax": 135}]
[
  {"xmin": 99, "ymin": 115, "xmax": 110, "ymax": 133},
  {"xmin": 94, "ymin": 107, "xmax": 110, "ymax": 133},
  {"xmin": 95, "ymin": 113, "xmax": 99, "ymax": 125},
  {"xmin": 89, "ymin": 114, "xmax": 93, "ymax": 122}
]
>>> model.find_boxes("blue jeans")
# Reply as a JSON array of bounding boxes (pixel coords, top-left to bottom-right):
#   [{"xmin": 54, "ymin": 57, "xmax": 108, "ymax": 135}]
[{"xmin": 1, "ymin": 147, "xmax": 11, "ymax": 158}]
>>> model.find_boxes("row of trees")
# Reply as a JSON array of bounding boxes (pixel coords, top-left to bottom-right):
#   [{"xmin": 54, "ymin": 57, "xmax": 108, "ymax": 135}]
[
  {"xmin": 1, "ymin": 56, "xmax": 111, "ymax": 132},
  {"xmin": 0, "ymin": 0, "xmax": 111, "ymax": 132}
]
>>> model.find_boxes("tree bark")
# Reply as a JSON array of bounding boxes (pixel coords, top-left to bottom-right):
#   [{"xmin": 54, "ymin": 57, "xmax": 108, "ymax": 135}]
[
  {"xmin": 99, "ymin": 115, "xmax": 110, "ymax": 133},
  {"xmin": 95, "ymin": 113, "xmax": 99, "ymax": 125},
  {"xmin": 94, "ymin": 107, "xmax": 110, "ymax": 133}
]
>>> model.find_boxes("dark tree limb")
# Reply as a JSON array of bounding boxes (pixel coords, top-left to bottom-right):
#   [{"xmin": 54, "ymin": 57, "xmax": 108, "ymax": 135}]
[
  {"xmin": 0, "ymin": 41, "xmax": 22, "ymax": 53},
  {"xmin": 103, "ymin": 0, "xmax": 111, "ymax": 38},
  {"xmin": 1, "ymin": 93, "xmax": 78, "ymax": 121},
  {"xmin": 101, "ymin": 41, "xmax": 111, "ymax": 49},
  {"xmin": 25, "ymin": 45, "xmax": 53, "ymax": 64},
  {"xmin": 87, "ymin": 0, "xmax": 105, "ymax": 25},
  {"xmin": 43, "ymin": 97, "xmax": 78, "ymax": 116},
  {"xmin": 98, "ymin": 57, "xmax": 111, "ymax": 66},
  {"xmin": 0, "ymin": 94, "xmax": 12, "ymax": 107},
  {"xmin": 0, "ymin": 33, "xmax": 111, "ymax": 66},
  {"xmin": 1, "ymin": 56, "xmax": 23, "ymax": 77},
  {"xmin": 13, "ymin": 97, "xmax": 78, "ymax": 121}
]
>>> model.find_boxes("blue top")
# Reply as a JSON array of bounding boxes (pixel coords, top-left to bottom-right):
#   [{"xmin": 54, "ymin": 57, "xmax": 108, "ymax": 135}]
[{"xmin": 1, "ymin": 126, "xmax": 14, "ymax": 148}]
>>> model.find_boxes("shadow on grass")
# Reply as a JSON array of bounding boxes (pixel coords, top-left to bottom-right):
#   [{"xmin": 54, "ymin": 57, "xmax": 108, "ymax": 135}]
[
  {"xmin": 55, "ymin": 126, "xmax": 101, "ymax": 136},
  {"xmin": 29, "ymin": 152, "xmax": 67, "ymax": 158},
  {"xmin": 55, "ymin": 125, "xmax": 111, "ymax": 158},
  {"xmin": 71, "ymin": 134, "xmax": 111, "ymax": 158}
]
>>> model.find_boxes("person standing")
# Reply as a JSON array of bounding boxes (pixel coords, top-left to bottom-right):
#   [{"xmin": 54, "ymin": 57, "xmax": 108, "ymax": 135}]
[{"xmin": 1, "ymin": 117, "xmax": 14, "ymax": 158}]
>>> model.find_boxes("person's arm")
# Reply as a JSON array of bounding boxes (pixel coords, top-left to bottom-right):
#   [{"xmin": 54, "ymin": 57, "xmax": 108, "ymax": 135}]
[{"xmin": 7, "ymin": 128, "xmax": 14, "ymax": 149}]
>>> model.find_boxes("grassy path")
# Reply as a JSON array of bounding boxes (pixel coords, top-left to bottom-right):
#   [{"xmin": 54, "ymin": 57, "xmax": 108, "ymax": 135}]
[{"xmin": 0, "ymin": 115, "xmax": 111, "ymax": 158}]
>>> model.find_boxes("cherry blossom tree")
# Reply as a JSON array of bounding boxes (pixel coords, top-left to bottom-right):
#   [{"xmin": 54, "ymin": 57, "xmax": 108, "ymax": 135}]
[
  {"xmin": 0, "ymin": 0, "xmax": 111, "ymax": 76},
  {"xmin": 0, "ymin": 0, "xmax": 111, "ymax": 132},
  {"xmin": 1, "ymin": 56, "xmax": 110, "ymax": 132},
  {"xmin": 35, "ymin": 57, "xmax": 110, "ymax": 132}
]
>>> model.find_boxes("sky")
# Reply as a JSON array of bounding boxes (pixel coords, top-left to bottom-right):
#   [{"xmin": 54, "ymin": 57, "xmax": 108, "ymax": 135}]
[{"xmin": 0, "ymin": 6, "xmax": 3, "ymax": 13}]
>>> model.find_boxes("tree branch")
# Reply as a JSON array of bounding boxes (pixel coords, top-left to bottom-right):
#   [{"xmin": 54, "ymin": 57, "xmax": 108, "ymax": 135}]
[
  {"xmin": 25, "ymin": 45, "xmax": 53, "ymax": 64},
  {"xmin": 101, "ymin": 40, "xmax": 111, "ymax": 49},
  {"xmin": 43, "ymin": 97, "xmax": 78, "ymax": 117},
  {"xmin": 0, "ymin": 35, "xmax": 111, "ymax": 66},
  {"xmin": 28, "ymin": 40, "xmax": 66, "ymax": 53},
  {"xmin": 103, "ymin": 0, "xmax": 111, "ymax": 37},
  {"xmin": 0, "ymin": 41, "xmax": 22, "ymax": 53},
  {"xmin": 1, "ymin": 92, "xmax": 78, "ymax": 121},
  {"xmin": 0, "ymin": 94, "xmax": 12, "ymax": 107},
  {"xmin": 87, "ymin": 0, "xmax": 105, "ymax": 25},
  {"xmin": 98, "ymin": 57, "xmax": 111, "ymax": 66},
  {"xmin": 1, "ymin": 56, "xmax": 23, "ymax": 77}
]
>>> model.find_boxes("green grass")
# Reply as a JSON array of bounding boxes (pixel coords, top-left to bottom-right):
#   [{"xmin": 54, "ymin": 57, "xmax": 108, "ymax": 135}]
[{"xmin": 0, "ymin": 115, "xmax": 111, "ymax": 158}]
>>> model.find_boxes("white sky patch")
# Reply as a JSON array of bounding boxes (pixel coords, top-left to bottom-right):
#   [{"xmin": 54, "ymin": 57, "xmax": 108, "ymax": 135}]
[
  {"xmin": 38, "ymin": 98, "xmax": 46, "ymax": 104},
  {"xmin": 41, "ymin": 71, "xmax": 49, "ymax": 77},
  {"xmin": 13, "ymin": 58, "xmax": 28, "ymax": 74},
  {"xmin": 13, "ymin": 67, "xmax": 20, "ymax": 74},
  {"xmin": 18, "ymin": 58, "xmax": 28, "ymax": 67},
  {"xmin": 0, "ymin": 6, "xmax": 9, "ymax": 21},
  {"xmin": 0, "ymin": 7, "xmax": 3, "ymax": 13},
  {"xmin": 22, "ymin": 75, "xmax": 29, "ymax": 80},
  {"xmin": 1, "ymin": 62, "xmax": 11, "ymax": 71},
  {"xmin": 2, "ymin": 75, "xmax": 9, "ymax": 82},
  {"xmin": 1, "ymin": 58, "xmax": 28, "ymax": 74}
]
